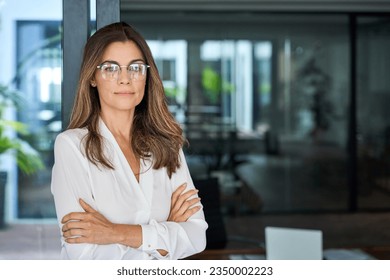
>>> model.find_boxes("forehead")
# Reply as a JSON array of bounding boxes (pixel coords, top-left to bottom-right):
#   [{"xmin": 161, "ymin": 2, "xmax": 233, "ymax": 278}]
[{"xmin": 101, "ymin": 41, "xmax": 144, "ymax": 62}]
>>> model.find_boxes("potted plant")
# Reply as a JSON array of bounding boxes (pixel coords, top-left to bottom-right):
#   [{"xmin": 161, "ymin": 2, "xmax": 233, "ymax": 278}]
[{"xmin": 0, "ymin": 83, "xmax": 44, "ymax": 228}]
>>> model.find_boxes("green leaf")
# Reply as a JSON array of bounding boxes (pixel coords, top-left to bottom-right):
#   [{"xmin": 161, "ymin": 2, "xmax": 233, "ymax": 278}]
[
  {"xmin": 14, "ymin": 140, "xmax": 45, "ymax": 175},
  {"xmin": 0, "ymin": 119, "xmax": 29, "ymax": 135},
  {"xmin": 1, "ymin": 83, "xmax": 45, "ymax": 175}
]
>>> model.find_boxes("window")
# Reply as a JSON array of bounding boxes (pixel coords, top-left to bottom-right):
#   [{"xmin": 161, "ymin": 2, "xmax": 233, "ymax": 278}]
[
  {"xmin": 0, "ymin": 0, "xmax": 62, "ymax": 223},
  {"xmin": 16, "ymin": 20, "xmax": 62, "ymax": 218}
]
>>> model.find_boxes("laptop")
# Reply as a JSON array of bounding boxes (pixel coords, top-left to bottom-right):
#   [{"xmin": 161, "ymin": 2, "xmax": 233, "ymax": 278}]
[{"xmin": 265, "ymin": 226, "xmax": 323, "ymax": 260}]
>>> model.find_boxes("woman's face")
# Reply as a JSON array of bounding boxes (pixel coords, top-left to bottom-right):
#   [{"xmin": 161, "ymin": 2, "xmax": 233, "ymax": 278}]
[{"xmin": 92, "ymin": 40, "xmax": 147, "ymax": 115}]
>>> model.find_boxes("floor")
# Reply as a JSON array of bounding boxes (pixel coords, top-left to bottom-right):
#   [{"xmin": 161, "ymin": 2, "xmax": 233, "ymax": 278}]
[{"xmin": 0, "ymin": 223, "xmax": 61, "ymax": 259}]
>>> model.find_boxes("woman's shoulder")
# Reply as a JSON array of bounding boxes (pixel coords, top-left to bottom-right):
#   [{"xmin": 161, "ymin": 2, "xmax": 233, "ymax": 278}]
[
  {"xmin": 53, "ymin": 128, "xmax": 91, "ymax": 164},
  {"xmin": 55, "ymin": 127, "xmax": 88, "ymax": 147}
]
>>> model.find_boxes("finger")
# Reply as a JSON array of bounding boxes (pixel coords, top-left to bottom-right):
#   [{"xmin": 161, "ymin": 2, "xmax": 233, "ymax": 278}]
[
  {"xmin": 61, "ymin": 212, "xmax": 88, "ymax": 223},
  {"xmin": 175, "ymin": 196, "xmax": 200, "ymax": 212},
  {"xmin": 181, "ymin": 206, "xmax": 202, "ymax": 221},
  {"xmin": 172, "ymin": 183, "xmax": 187, "ymax": 198},
  {"xmin": 175, "ymin": 197, "xmax": 201, "ymax": 216},
  {"xmin": 171, "ymin": 183, "xmax": 187, "ymax": 206},
  {"xmin": 79, "ymin": 198, "xmax": 96, "ymax": 213},
  {"xmin": 172, "ymin": 189, "xmax": 199, "ymax": 211},
  {"xmin": 184, "ymin": 197, "xmax": 201, "ymax": 208},
  {"xmin": 171, "ymin": 206, "xmax": 201, "ymax": 223},
  {"xmin": 181, "ymin": 189, "xmax": 199, "ymax": 201},
  {"xmin": 65, "ymin": 236, "xmax": 89, "ymax": 244},
  {"xmin": 63, "ymin": 228, "xmax": 84, "ymax": 238},
  {"xmin": 173, "ymin": 189, "xmax": 198, "ymax": 208},
  {"xmin": 62, "ymin": 221, "xmax": 90, "ymax": 232}
]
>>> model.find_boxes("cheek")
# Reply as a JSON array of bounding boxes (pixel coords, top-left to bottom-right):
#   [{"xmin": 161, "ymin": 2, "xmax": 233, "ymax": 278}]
[
  {"xmin": 96, "ymin": 83, "xmax": 112, "ymax": 98},
  {"xmin": 138, "ymin": 80, "xmax": 146, "ymax": 90},
  {"xmin": 136, "ymin": 83, "xmax": 146, "ymax": 97}
]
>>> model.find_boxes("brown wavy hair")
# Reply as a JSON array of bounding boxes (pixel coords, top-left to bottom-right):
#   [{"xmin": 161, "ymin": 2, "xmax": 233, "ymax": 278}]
[{"xmin": 68, "ymin": 22, "xmax": 184, "ymax": 177}]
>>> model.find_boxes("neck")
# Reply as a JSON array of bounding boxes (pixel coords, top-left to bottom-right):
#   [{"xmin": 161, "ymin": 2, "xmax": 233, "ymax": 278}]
[{"xmin": 100, "ymin": 109, "xmax": 134, "ymax": 140}]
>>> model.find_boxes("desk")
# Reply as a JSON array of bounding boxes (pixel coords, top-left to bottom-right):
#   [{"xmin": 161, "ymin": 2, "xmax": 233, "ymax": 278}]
[
  {"xmin": 360, "ymin": 246, "xmax": 390, "ymax": 260},
  {"xmin": 185, "ymin": 136, "xmax": 263, "ymax": 173},
  {"xmin": 185, "ymin": 247, "xmax": 390, "ymax": 260},
  {"xmin": 185, "ymin": 248, "xmax": 265, "ymax": 260}
]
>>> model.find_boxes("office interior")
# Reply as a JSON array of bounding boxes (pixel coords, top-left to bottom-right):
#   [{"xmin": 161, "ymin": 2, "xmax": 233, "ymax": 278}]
[{"xmin": 1, "ymin": 0, "xmax": 390, "ymax": 259}]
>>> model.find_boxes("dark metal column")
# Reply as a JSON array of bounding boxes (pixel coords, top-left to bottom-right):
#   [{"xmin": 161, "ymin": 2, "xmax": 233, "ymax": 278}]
[
  {"xmin": 96, "ymin": 0, "xmax": 120, "ymax": 29},
  {"xmin": 62, "ymin": 0, "xmax": 90, "ymax": 129},
  {"xmin": 348, "ymin": 14, "xmax": 358, "ymax": 212}
]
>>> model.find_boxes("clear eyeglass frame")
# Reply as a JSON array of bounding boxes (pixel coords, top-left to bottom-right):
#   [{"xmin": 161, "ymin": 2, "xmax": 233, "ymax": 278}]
[{"xmin": 96, "ymin": 62, "xmax": 150, "ymax": 81}]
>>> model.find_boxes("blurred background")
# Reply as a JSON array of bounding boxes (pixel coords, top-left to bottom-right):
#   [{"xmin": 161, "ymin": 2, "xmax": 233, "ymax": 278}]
[{"xmin": 1, "ymin": 0, "xmax": 390, "ymax": 259}]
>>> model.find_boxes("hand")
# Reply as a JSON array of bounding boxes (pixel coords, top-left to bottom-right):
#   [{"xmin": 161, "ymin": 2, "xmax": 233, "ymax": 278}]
[
  {"xmin": 62, "ymin": 199, "xmax": 116, "ymax": 244},
  {"xmin": 168, "ymin": 183, "xmax": 201, "ymax": 222}
]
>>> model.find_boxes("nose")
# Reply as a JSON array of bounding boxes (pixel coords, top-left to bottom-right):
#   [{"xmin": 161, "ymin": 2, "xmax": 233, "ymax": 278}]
[{"xmin": 117, "ymin": 67, "xmax": 131, "ymax": 85}]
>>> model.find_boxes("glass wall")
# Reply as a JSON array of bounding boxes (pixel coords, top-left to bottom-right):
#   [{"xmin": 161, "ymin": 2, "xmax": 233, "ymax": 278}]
[
  {"xmin": 1, "ymin": 0, "xmax": 390, "ymax": 259},
  {"xmin": 16, "ymin": 20, "xmax": 62, "ymax": 219},
  {"xmin": 2, "ymin": 5, "xmax": 388, "ymax": 220},
  {"xmin": 357, "ymin": 16, "xmax": 390, "ymax": 209},
  {"xmin": 124, "ymin": 12, "xmax": 388, "ymax": 214},
  {"xmin": 0, "ymin": 0, "xmax": 62, "ymax": 223}
]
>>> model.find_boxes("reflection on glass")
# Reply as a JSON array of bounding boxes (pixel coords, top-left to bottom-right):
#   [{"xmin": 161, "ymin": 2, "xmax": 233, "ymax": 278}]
[
  {"xmin": 136, "ymin": 14, "xmax": 352, "ymax": 213},
  {"xmin": 254, "ymin": 41, "xmax": 272, "ymax": 134},
  {"xmin": 357, "ymin": 17, "xmax": 390, "ymax": 209},
  {"xmin": 16, "ymin": 20, "xmax": 62, "ymax": 219},
  {"xmin": 148, "ymin": 40, "xmax": 187, "ymax": 123},
  {"xmin": 0, "ymin": 1, "xmax": 62, "ymax": 221}
]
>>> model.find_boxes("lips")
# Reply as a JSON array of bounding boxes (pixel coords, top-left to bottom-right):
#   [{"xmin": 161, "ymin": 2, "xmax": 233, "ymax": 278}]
[{"xmin": 114, "ymin": 91, "xmax": 135, "ymax": 95}]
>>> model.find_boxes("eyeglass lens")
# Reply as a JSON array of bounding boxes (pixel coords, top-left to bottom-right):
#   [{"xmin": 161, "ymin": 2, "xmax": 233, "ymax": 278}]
[{"xmin": 99, "ymin": 63, "xmax": 148, "ymax": 81}]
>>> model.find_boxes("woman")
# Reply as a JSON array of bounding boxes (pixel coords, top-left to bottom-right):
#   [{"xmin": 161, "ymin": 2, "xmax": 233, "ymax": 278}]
[{"xmin": 51, "ymin": 22, "xmax": 207, "ymax": 260}]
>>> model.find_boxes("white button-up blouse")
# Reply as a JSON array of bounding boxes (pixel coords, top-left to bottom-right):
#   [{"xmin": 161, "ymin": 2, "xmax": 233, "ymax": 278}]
[{"xmin": 51, "ymin": 119, "xmax": 208, "ymax": 260}]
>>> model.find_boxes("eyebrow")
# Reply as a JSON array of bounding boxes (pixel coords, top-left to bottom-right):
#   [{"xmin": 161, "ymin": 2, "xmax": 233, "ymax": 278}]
[{"xmin": 101, "ymin": 59, "xmax": 145, "ymax": 65}]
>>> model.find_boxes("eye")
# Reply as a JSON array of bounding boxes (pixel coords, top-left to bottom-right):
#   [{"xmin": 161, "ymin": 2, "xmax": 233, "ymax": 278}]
[
  {"xmin": 102, "ymin": 63, "xmax": 119, "ymax": 73},
  {"xmin": 128, "ymin": 64, "xmax": 141, "ymax": 72}
]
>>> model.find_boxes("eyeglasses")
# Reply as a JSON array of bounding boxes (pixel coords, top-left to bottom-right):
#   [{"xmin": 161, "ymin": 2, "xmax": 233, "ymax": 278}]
[{"xmin": 97, "ymin": 62, "xmax": 150, "ymax": 81}]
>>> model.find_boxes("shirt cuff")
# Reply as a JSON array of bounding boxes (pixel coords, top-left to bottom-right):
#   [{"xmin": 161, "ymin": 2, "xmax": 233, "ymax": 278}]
[
  {"xmin": 141, "ymin": 223, "xmax": 158, "ymax": 252},
  {"xmin": 141, "ymin": 221, "xmax": 169, "ymax": 259}
]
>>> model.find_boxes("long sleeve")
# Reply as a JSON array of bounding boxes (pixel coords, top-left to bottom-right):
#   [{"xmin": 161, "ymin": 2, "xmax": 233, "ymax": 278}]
[
  {"xmin": 140, "ymin": 149, "xmax": 208, "ymax": 260},
  {"xmin": 51, "ymin": 131, "xmax": 94, "ymax": 259},
  {"xmin": 52, "ymin": 131, "xmax": 147, "ymax": 259}
]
